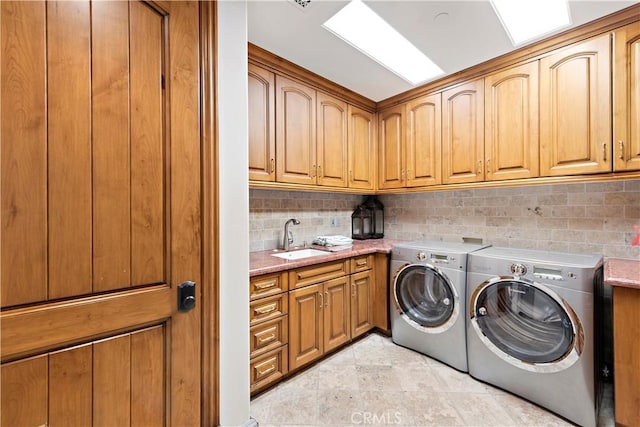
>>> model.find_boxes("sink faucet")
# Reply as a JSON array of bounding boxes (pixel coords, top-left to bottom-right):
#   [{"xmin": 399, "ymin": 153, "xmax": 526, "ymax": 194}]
[{"xmin": 282, "ymin": 218, "xmax": 300, "ymax": 250}]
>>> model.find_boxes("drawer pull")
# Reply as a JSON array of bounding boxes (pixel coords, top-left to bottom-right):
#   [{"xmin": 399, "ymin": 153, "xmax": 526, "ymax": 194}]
[
  {"xmin": 602, "ymin": 142, "xmax": 607, "ymax": 161},
  {"xmin": 254, "ymin": 280, "xmax": 277, "ymax": 290},
  {"xmin": 256, "ymin": 363, "xmax": 276, "ymax": 377},
  {"xmin": 257, "ymin": 333, "xmax": 276, "ymax": 344},
  {"xmin": 355, "ymin": 260, "xmax": 368, "ymax": 267},
  {"xmin": 254, "ymin": 303, "xmax": 277, "ymax": 315},
  {"xmin": 618, "ymin": 140, "xmax": 624, "ymax": 159}
]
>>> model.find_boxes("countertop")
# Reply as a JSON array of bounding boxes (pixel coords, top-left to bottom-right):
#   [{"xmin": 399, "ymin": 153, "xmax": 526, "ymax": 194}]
[
  {"xmin": 250, "ymin": 239, "xmax": 397, "ymax": 277},
  {"xmin": 605, "ymin": 258, "xmax": 640, "ymax": 290}
]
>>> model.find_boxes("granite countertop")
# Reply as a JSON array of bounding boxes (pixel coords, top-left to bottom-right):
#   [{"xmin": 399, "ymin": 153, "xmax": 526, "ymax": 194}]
[
  {"xmin": 605, "ymin": 258, "xmax": 640, "ymax": 289},
  {"xmin": 250, "ymin": 239, "xmax": 397, "ymax": 277}
]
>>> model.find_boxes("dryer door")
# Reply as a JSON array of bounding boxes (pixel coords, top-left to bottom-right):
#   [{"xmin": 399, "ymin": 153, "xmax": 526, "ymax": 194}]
[
  {"xmin": 469, "ymin": 277, "xmax": 583, "ymax": 373},
  {"xmin": 393, "ymin": 264, "xmax": 459, "ymax": 333}
]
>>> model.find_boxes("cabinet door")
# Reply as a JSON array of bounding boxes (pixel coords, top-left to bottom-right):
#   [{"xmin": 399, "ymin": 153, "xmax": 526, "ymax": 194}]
[
  {"xmin": 485, "ymin": 61, "xmax": 539, "ymax": 181},
  {"xmin": 406, "ymin": 93, "xmax": 442, "ymax": 187},
  {"xmin": 442, "ymin": 79, "xmax": 485, "ymax": 184},
  {"xmin": 614, "ymin": 22, "xmax": 640, "ymax": 172},
  {"xmin": 378, "ymin": 104, "xmax": 406, "ymax": 189},
  {"xmin": 317, "ymin": 92, "xmax": 348, "ymax": 187},
  {"xmin": 348, "ymin": 105, "xmax": 375, "ymax": 190},
  {"xmin": 540, "ymin": 34, "xmax": 611, "ymax": 176},
  {"xmin": 276, "ymin": 75, "xmax": 316, "ymax": 185},
  {"xmin": 289, "ymin": 284, "xmax": 323, "ymax": 370},
  {"xmin": 351, "ymin": 270, "xmax": 373, "ymax": 339},
  {"xmin": 323, "ymin": 277, "xmax": 351, "ymax": 353},
  {"xmin": 248, "ymin": 64, "xmax": 276, "ymax": 181}
]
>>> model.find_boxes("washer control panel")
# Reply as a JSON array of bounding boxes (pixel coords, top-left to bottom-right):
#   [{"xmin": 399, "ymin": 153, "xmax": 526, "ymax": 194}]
[{"xmin": 506, "ymin": 263, "xmax": 574, "ymax": 281}]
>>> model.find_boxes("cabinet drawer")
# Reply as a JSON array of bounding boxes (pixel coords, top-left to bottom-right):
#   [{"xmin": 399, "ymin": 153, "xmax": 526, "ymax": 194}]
[
  {"xmin": 250, "ymin": 272, "xmax": 288, "ymax": 300},
  {"xmin": 250, "ymin": 345, "xmax": 288, "ymax": 394},
  {"xmin": 289, "ymin": 260, "xmax": 349, "ymax": 289},
  {"xmin": 350, "ymin": 254, "xmax": 373, "ymax": 273},
  {"xmin": 250, "ymin": 293, "xmax": 288, "ymax": 326},
  {"xmin": 250, "ymin": 315, "xmax": 288, "ymax": 358}
]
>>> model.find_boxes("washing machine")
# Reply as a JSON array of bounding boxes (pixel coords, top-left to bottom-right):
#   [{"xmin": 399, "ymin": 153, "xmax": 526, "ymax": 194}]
[
  {"xmin": 390, "ymin": 240, "xmax": 489, "ymax": 372},
  {"xmin": 466, "ymin": 246, "xmax": 603, "ymax": 427}
]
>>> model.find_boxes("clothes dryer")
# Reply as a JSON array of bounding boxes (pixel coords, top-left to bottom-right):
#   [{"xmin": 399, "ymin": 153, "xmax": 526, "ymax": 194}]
[
  {"xmin": 466, "ymin": 246, "xmax": 603, "ymax": 427},
  {"xmin": 390, "ymin": 241, "xmax": 488, "ymax": 372}
]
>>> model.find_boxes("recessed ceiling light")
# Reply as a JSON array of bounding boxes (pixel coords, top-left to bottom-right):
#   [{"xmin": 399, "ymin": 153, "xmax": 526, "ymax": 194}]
[
  {"xmin": 491, "ymin": 0, "xmax": 572, "ymax": 46},
  {"xmin": 322, "ymin": 0, "xmax": 444, "ymax": 85}
]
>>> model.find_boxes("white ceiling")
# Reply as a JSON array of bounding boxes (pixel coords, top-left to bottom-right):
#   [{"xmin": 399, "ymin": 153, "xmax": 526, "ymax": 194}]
[{"xmin": 248, "ymin": 0, "xmax": 638, "ymax": 101}]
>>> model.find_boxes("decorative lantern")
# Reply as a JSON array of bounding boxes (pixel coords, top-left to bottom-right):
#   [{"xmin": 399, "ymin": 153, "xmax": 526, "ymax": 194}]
[
  {"xmin": 364, "ymin": 196, "xmax": 384, "ymax": 239},
  {"xmin": 351, "ymin": 204, "xmax": 372, "ymax": 240}
]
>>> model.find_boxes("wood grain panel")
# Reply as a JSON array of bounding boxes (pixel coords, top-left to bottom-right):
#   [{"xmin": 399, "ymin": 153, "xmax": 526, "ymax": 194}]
[
  {"xmin": 93, "ymin": 334, "xmax": 131, "ymax": 427},
  {"xmin": 1, "ymin": 1, "xmax": 48, "ymax": 306},
  {"xmin": 47, "ymin": 0, "xmax": 92, "ymax": 299},
  {"xmin": 131, "ymin": 326, "xmax": 165, "ymax": 427},
  {"xmin": 49, "ymin": 344, "xmax": 93, "ymax": 426},
  {"xmin": 348, "ymin": 105, "xmax": 375, "ymax": 190},
  {"xmin": 1, "ymin": 355, "xmax": 48, "ymax": 426},
  {"xmin": 248, "ymin": 63, "xmax": 276, "ymax": 181},
  {"xmin": 406, "ymin": 93, "xmax": 442, "ymax": 187},
  {"xmin": 324, "ymin": 277, "xmax": 350, "ymax": 352},
  {"xmin": 130, "ymin": 1, "xmax": 165, "ymax": 285},
  {"xmin": 92, "ymin": 0, "xmax": 131, "ymax": 292},
  {"xmin": 351, "ymin": 270, "xmax": 373, "ymax": 338},
  {"xmin": 378, "ymin": 105, "xmax": 405, "ymax": 189},
  {"xmin": 289, "ymin": 284, "xmax": 323, "ymax": 370},
  {"xmin": 1, "ymin": 285, "xmax": 172, "ymax": 361},
  {"xmin": 288, "ymin": 260, "xmax": 349, "ymax": 289},
  {"xmin": 372, "ymin": 253, "xmax": 390, "ymax": 333},
  {"xmin": 317, "ymin": 92, "xmax": 348, "ymax": 187}
]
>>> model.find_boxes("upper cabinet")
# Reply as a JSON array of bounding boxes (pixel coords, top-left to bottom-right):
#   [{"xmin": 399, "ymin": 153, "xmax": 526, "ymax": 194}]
[
  {"xmin": 348, "ymin": 105, "xmax": 376, "ymax": 190},
  {"xmin": 248, "ymin": 64, "xmax": 276, "ymax": 182},
  {"xmin": 613, "ymin": 21, "xmax": 640, "ymax": 172},
  {"xmin": 484, "ymin": 61, "xmax": 539, "ymax": 181},
  {"xmin": 317, "ymin": 92, "xmax": 348, "ymax": 187},
  {"xmin": 276, "ymin": 75, "xmax": 317, "ymax": 185},
  {"xmin": 540, "ymin": 34, "xmax": 612, "ymax": 176},
  {"xmin": 378, "ymin": 104, "xmax": 405, "ymax": 189},
  {"xmin": 442, "ymin": 79, "xmax": 485, "ymax": 184},
  {"xmin": 406, "ymin": 93, "xmax": 442, "ymax": 187}
]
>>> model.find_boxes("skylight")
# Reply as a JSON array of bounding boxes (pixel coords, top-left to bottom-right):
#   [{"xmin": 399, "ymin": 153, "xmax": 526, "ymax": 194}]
[
  {"xmin": 491, "ymin": 0, "xmax": 572, "ymax": 46},
  {"xmin": 322, "ymin": 0, "xmax": 444, "ymax": 85}
]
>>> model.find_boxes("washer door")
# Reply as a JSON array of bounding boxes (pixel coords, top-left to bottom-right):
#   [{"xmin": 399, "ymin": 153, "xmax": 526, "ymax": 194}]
[
  {"xmin": 469, "ymin": 276, "xmax": 584, "ymax": 373},
  {"xmin": 393, "ymin": 263, "xmax": 459, "ymax": 333}
]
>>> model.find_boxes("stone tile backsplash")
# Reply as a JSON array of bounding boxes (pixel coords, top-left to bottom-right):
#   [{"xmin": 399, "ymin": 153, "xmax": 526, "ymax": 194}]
[{"xmin": 250, "ymin": 180, "xmax": 640, "ymax": 259}]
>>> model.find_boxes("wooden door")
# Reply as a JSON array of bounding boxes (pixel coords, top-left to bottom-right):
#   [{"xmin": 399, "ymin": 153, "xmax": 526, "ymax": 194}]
[
  {"xmin": 348, "ymin": 105, "xmax": 376, "ymax": 190},
  {"xmin": 378, "ymin": 104, "xmax": 406, "ymax": 189},
  {"xmin": 1, "ymin": 2, "xmax": 201, "ymax": 425},
  {"xmin": 405, "ymin": 93, "xmax": 442, "ymax": 187},
  {"xmin": 351, "ymin": 270, "xmax": 373, "ymax": 339},
  {"xmin": 442, "ymin": 79, "xmax": 485, "ymax": 184},
  {"xmin": 540, "ymin": 34, "xmax": 611, "ymax": 176},
  {"xmin": 484, "ymin": 61, "xmax": 539, "ymax": 181},
  {"xmin": 614, "ymin": 22, "xmax": 640, "ymax": 172},
  {"xmin": 248, "ymin": 63, "xmax": 276, "ymax": 181},
  {"xmin": 276, "ymin": 75, "xmax": 317, "ymax": 185},
  {"xmin": 289, "ymin": 284, "xmax": 323, "ymax": 370},
  {"xmin": 323, "ymin": 277, "xmax": 351, "ymax": 353},
  {"xmin": 317, "ymin": 92, "xmax": 348, "ymax": 187}
]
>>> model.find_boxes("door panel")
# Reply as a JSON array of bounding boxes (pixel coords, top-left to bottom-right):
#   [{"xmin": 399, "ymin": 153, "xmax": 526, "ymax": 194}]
[
  {"xmin": 324, "ymin": 277, "xmax": 350, "ymax": 352},
  {"xmin": 0, "ymin": 2, "xmax": 201, "ymax": 425},
  {"xmin": 317, "ymin": 92, "xmax": 348, "ymax": 187},
  {"xmin": 248, "ymin": 64, "xmax": 276, "ymax": 181},
  {"xmin": 406, "ymin": 93, "xmax": 442, "ymax": 187},
  {"xmin": 348, "ymin": 105, "xmax": 375, "ymax": 190},
  {"xmin": 378, "ymin": 105, "xmax": 405, "ymax": 189},
  {"xmin": 351, "ymin": 270, "xmax": 373, "ymax": 338},
  {"xmin": 289, "ymin": 284, "xmax": 323, "ymax": 370}
]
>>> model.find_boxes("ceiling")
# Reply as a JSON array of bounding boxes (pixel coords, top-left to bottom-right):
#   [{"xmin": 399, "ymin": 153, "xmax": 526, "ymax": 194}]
[{"xmin": 247, "ymin": 0, "xmax": 638, "ymax": 101}]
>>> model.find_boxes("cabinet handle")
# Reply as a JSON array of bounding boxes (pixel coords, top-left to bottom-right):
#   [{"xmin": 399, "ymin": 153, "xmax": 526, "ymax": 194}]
[
  {"xmin": 270, "ymin": 158, "xmax": 275, "ymax": 174},
  {"xmin": 254, "ymin": 280, "xmax": 277, "ymax": 290},
  {"xmin": 254, "ymin": 303, "xmax": 277, "ymax": 315},
  {"xmin": 325, "ymin": 291, "xmax": 329, "ymax": 307},
  {"xmin": 352, "ymin": 283, "xmax": 356, "ymax": 298},
  {"xmin": 618, "ymin": 140, "xmax": 624, "ymax": 159},
  {"xmin": 318, "ymin": 164, "xmax": 323, "ymax": 178},
  {"xmin": 355, "ymin": 260, "xmax": 367, "ymax": 267},
  {"xmin": 477, "ymin": 160, "xmax": 482, "ymax": 174},
  {"xmin": 602, "ymin": 143, "xmax": 607, "ymax": 161},
  {"xmin": 349, "ymin": 170, "xmax": 353, "ymax": 182},
  {"xmin": 311, "ymin": 164, "xmax": 316, "ymax": 178},
  {"xmin": 401, "ymin": 169, "xmax": 406, "ymax": 180},
  {"xmin": 256, "ymin": 364, "xmax": 276, "ymax": 377},
  {"xmin": 319, "ymin": 291, "xmax": 323, "ymax": 309},
  {"xmin": 257, "ymin": 333, "xmax": 276, "ymax": 344},
  {"xmin": 486, "ymin": 159, "xmax": 491, "ymax": 174}
]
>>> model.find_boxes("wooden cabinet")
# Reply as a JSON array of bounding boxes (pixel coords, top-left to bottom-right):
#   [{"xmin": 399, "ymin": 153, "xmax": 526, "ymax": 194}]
[
  {"xmin": 540, "ymin": 34, "xmax": 611, "ymax": 176},
  {"xmin": 317, "ymin": 92, "xmax": 348, "ymax": 187},
  {"xmin": 323, "ymin": 276, "xmax": 351, "ymax": 352},
  {"xmin": 613, "ymin": 21, "xmax": 640, "ymax": 172},
  {"xmin": 378, "ymin": 104, "xmax": 406, "ymax": 189},
  {"xmin": 348, "ymin": 105, "xmax": 376, "ymax": 190},
  {"xmin": 289, "ymin": 283, "xmax": 324, "ymax": 370},
  {"xmin": 351, "ymin": 269, "xmax": 373, "ymax": 339},
  {"xmin": 405, "ymin": 93, "xmax": 443, "ymax": 187},
  {"xmin": 442, "ymin": 79, "xmax": 485, "ymax": 184},
  {"xmin": 248, "ymin": 63, "xmax": 276, "ymax": 181},
  {"xmin": 484, "ymin": 61, "xmax": 539, "ymax": 180},
  {"xmin": 276, "ymin": 75, "xmax": 317, "ymax": 185},
  {"xmin": 249, "ymin": 272, "xmax": 289, "ymax": 393}
]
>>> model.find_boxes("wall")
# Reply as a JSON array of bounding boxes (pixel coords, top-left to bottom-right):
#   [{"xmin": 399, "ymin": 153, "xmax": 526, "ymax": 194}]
[{"xmin": 250, "ymin": 180, "xmax": 640, "ymax": 259}]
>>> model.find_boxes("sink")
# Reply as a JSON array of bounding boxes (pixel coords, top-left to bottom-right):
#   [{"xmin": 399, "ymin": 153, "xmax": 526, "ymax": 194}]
[{"xmin": 271, "ymin": 248, "xmax": 330, "ymax": 260}]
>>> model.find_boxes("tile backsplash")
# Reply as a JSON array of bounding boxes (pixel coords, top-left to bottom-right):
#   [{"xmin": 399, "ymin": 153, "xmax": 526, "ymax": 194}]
[{"xmin": 250, "ymin": 180, "xmax": 640, "ymax": 259}]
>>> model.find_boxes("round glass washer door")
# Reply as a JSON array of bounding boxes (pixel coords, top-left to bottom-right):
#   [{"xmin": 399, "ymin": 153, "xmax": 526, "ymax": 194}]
[
  {"xmin": 393, "ymin": 264, "xmax": 459, "ymax": 333},
  {"xmin": 469, "ymin": 277, "xmax": 583, "ymax": 373}
]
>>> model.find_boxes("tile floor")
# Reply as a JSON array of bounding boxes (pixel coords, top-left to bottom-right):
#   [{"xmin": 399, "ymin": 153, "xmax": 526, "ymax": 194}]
[{"xmin": 250, "ymin": 333, "xmax": 614, "ymax": 427}]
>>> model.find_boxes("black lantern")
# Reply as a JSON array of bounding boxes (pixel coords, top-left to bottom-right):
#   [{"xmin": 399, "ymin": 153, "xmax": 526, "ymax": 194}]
[
  {"xmin": 351, "ymin": 204, "xmax": 372, "ymax": 240},
  {"xmin": 364, "ymin": 196, "xmax": 384, "ymax": 239}
]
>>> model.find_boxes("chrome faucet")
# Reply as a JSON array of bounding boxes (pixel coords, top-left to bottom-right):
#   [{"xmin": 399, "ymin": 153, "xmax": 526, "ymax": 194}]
[{"xmin": 282, "ymin": 218, "xmax": 300, "ymax": 250}]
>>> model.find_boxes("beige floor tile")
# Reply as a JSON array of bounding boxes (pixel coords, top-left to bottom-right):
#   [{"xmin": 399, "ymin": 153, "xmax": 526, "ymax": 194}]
[
  {"xmin": 405, "ymin": 393, "xmax": 466, "ymax": 426},
  {"xmin": 355, "ymin": 365, "xmax": 403, "ymax": 391},
  {"xmin": 450, "ymin": 392, "xmax": 517, "ymax": 426},
  {"xmin": 317, "ymin": 364, "xmax": 360, "ymax": 391}
]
